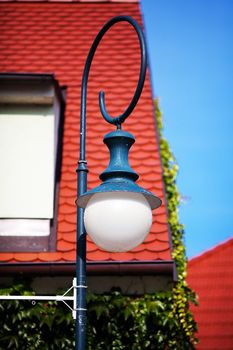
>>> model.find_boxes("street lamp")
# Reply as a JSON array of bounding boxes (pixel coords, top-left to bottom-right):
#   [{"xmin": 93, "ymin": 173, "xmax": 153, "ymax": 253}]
[{"xmin": 76, "ymin": 15, "xmax": 162, "ymax": 350}]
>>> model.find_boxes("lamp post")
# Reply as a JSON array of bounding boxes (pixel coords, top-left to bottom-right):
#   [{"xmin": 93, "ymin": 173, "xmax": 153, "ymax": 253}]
[{"xmin": 76, "ymin": 15, "xmax": 162, "ymax": 350}]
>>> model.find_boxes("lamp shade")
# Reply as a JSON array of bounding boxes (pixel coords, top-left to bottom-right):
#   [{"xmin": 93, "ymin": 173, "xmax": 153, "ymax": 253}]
[
  {"xmin": 84, "ymin": 192, "xmax": 152, "ymax": 252},
  {"xmin": 77, "ymin": 129, "xmax": 162, "ymax": 252}
]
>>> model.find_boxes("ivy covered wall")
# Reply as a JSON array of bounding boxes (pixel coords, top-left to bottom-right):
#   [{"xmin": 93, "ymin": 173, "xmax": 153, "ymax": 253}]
[
  {"xmin": 0, "ymin": 100, "xmax": 197, "ymax": 349},
  {"xmin": 154, "ymin": 99, "xmax": 198, "ymax": 348}
]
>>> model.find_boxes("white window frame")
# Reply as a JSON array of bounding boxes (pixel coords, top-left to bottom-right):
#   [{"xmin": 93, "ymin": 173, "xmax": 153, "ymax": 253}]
[{"xmin": 0, "ymin": 74, "xmax": 64, "ymax": 251}]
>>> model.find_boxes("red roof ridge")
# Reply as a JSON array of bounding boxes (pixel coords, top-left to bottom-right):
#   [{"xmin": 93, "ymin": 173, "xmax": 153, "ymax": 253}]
[
  {"xmin": 2, "ymin": 0, "xmax": 138, "ymax": 3},
  {"xmin": 188, "ymin": 236, "xmax": 233, "ymax": 266}
]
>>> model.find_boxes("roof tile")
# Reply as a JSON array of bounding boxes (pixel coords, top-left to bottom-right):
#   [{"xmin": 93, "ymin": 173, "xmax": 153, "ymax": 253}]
[
  {"xmin": 57, "ymin": 240, "xmax": 74, "ymax": 251},
  {"xmin": 0, "ymin": 253, "xmax": 14, "ymax": 262},
  {"xmin": 61, "ymin": 251, "xmax": 76, "ymax": 261},
  {"xmin": 38, "ymin": 252, "xmax": 63, "ymax": 262},
  {"xmin": 61, "ymin": 232, "xmax": 76, "ymax": 243},
  {"xmin": 14, "ymin": 253, "xmax": 39, "ymax": 262}
]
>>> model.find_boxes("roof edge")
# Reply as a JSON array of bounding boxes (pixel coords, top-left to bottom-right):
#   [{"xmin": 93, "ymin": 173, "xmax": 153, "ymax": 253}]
[
  {"xmin": 1, "ymin": 0, "xmax": 139, "ymax": 3},
  {"xmin": 188, "ymin": 236, "xmax": 233, "ymax": 266},
  {"xmin": 0, "ymin": 260, "xmax": 176, "ymax": 279}
]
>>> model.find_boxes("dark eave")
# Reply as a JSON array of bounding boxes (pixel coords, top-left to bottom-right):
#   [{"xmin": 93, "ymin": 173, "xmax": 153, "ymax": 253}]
[
  {"xmin": 0, "ymin": 260, "xmax": 177, "ymax": 281},
  {"xmin": 0, "ymin": 73, "xmax": 61, "ymax": 106}
]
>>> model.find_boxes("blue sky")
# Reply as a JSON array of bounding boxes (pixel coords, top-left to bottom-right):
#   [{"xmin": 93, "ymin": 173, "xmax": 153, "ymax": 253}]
[{"xmin": 140, "ymin": 0, "xmax": 233, "ymax": 258}]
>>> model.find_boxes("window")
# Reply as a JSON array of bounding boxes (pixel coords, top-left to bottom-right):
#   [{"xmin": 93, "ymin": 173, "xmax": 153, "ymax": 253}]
[{"xmin": 0, "ymin": 74, "xmax": 64, "ymax": 252}]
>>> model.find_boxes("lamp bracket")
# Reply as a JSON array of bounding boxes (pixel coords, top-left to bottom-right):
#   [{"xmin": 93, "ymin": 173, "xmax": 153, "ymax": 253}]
[{"xmin": 0, "ymin": 277, "xmax": 81, "ymax": 320}]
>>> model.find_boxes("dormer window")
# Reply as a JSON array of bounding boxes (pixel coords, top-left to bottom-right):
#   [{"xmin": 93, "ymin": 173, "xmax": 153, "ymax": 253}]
[{"xmin": 0, "ymin": 74, "xmax": 64, "ymax": 252}]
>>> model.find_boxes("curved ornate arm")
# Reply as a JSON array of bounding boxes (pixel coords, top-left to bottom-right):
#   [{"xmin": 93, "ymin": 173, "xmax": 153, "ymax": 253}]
[
  {"xmin": 79, "ymin": 15, "xmax": 147, "ymax": 160},
  {"xmin": 76, "ymin": 16, "xmax": 147, "ymax": 350}
]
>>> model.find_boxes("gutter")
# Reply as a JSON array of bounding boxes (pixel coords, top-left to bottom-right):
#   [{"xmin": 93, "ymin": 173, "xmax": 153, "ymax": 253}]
[{"xmin": 0, "ymin": 260, "xmax": 177, "ymax": 281}]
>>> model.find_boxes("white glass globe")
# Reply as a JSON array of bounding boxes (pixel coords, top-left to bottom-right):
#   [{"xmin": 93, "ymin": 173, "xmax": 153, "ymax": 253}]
[{"xmin": 84, "ymin": 192, "xmax": 152, "ymax": 252}]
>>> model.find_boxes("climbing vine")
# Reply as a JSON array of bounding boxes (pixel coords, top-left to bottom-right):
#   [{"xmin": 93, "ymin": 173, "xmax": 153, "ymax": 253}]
[
  {"xmin": 155, "ymin": 98, "xmax": 197, "ymax": 346},
  {"xmin": 0, "ymin": 100, "xmax": 197, "ymax": 349}
]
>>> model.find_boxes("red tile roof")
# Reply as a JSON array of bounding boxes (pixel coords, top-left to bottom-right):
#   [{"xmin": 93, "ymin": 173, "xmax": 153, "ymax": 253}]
[
  {"xmin": 4, "ymin": 0, "xmax": 137, "ymax": 2},
  {"xmin": 0, "ymin": 1, "xmax": 172, "ymax": 267},
  {"xmin": 187, "ymin": 238, "xmax": 233, "ymax": 350}
]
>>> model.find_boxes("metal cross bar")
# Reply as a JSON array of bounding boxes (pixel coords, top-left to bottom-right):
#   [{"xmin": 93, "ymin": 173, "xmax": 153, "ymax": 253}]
[
  {"xmin": 0, "ymin": 295, "xmax": 74, "ymax": 301},
  {"xmin": 0, "ymin": 277, "xmax": 79, "ymax": 320}
]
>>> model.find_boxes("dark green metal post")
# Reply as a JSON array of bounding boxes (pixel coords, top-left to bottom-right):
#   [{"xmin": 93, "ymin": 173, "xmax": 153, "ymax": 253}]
[{"xmin": 76, "ymin": 15, "xmax": 147, "ymax": 350}]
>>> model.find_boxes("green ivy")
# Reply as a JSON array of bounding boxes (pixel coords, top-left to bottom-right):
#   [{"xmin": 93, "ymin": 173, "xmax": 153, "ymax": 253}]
[
  {"xmin": 0, "ymin": 100, "xmax": 197, "ymax": 349},
  {"xmin": 154, "ymin": 98, "xmax": 197, "ymax": 346},
  {"xmin": 0, "ymin": 282, "xmax": 74, "ymax": 349}
]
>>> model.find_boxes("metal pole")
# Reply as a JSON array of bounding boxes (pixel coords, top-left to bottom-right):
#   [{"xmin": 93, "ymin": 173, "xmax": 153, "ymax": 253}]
[{"xmin": 76, "ymin": 15, "xmax": 147, "ymax": 350}]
